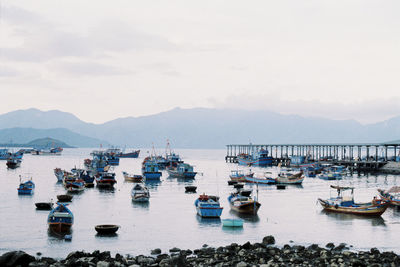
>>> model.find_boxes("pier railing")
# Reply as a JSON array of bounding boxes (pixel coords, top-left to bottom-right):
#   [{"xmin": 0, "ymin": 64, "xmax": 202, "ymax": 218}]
[{"xmin": 225, "ymin": 143, "xmax": 400, "ymax": 169}]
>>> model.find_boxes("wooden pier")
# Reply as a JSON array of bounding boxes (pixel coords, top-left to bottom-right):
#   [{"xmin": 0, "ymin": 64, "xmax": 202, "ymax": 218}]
[{"xmin": 225, "ymin": 143, "xmax": 400, "ymax": 171}]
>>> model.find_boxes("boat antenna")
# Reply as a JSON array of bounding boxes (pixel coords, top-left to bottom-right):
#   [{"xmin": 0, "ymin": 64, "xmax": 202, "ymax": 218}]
[{"xmin": 216, "ymin": 170, "xmax": 219, "ymax": 197}]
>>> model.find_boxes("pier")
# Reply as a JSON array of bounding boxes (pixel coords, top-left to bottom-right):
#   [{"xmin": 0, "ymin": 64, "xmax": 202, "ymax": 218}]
[{"xmin": 225, "ymin": 143, "xmax": 400, "ymax": 171}]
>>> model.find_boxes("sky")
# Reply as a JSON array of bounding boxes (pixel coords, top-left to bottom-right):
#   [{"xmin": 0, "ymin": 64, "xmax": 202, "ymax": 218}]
[{"xmin": 1, "ymin": 0, "xmax": 400, "ymax": 124}]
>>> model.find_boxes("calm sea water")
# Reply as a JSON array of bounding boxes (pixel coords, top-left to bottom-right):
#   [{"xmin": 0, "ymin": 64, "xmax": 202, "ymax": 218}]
[{"xmin": 1, "ymin": 148, "xmax": 400, "ymax": 258}]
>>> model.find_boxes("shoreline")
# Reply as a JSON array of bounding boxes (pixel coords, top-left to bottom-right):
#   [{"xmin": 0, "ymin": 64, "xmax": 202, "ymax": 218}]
[{"xmin": 1, "ymin": 236, "xmax": 399, "ymax": 267}]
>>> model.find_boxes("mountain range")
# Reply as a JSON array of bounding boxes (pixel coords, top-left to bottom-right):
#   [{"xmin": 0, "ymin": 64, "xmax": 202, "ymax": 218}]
[{"xmin": 0, "ymin": 108, "xmax": 399, "ymax": 148}]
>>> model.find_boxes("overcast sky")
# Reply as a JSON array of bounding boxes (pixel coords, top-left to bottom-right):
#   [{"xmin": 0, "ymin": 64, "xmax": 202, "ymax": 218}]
[{"xmin": 1, "ymin": 0, "xmax": 400, "ymax": 124}]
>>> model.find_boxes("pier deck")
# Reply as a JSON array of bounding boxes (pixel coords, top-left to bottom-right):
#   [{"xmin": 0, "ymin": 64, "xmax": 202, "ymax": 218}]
[{"xmin": 226, "ymin": 143, "xmax": 400, "ymax": 171}]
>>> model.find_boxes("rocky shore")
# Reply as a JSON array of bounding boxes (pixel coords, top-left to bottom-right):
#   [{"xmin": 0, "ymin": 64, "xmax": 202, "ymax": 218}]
[{"xmin": 1, "ymin": 236, "xmax": 399, "ymax": 267}]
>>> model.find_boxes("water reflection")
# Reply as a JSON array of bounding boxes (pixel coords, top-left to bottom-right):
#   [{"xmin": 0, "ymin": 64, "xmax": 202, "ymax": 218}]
[
  {"xmin": 196, "ymin": 215, "xmax": 221, "ymax": 227},
  {"xmin": 95, "ymin": 233, "xmax": 119, "ymax": 239},
  {"xmin": 320, "ymin": 210, "xmax": 386, "ymax": 226},
  {"xmin": 145, "ymin": 180, "xmax": 162, "ymax": 189},
  {"xmin": 96, "ymin": 187, "xmax": 116, "ymax": 193},
  {"xmin": 229, "ymin": 210, "xmax": 260, "ymax": 223},
  {"xmin": 222, "ymin": 226, "xmax": 244, "ymax": 234},
  {"xmin": 131, "ymin": 200, "xmax": 150, "ymax": 210}
]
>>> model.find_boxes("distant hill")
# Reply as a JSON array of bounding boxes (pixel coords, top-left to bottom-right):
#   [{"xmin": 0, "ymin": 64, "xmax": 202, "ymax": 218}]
[
  {"xmin": 26, "ymin": 137, "xmax": 73, "ymax": 148},
  {"xmin": 0, "ymin": 127, "xmax": 107, "ymax": 147},
  {"xmin": 0, "ymin": 108, "xmax": 400, "ymax": 148}
]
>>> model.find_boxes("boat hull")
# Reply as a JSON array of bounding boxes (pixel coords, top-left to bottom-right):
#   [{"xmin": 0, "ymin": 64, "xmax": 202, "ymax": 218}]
[
  {"xmin": 230, "ymin": 202, "xmax": 261, "ymax": 214},
  {"xmin": 117, "ymin": 151, "xmax": 140, "ymax": 158},
  {"xmin": 378, "ymin": 190, "xmax": 400, "ymax": 206},
  {"xmin": 196, "ymin": 206, "xmax": 223, "ymax": 218},
  {"xmin": 318, "ymin": 199, "xmax": 389, "ymax": 216},
  {"xmin": 48, "ymin": 223, "xmax": 72, "ymax": 233},
  {"xmin": 143, "ymin": 172, "xmax": 162, "ymax": 180},
  {"xmin": 238, "ymin": 157, "xmax": 273, "ymax": 166},
  {"xmin": 167, "ymin": 169, "xmax": 197, "ymax": 179},
  {"xmin": 244, "ymin": 176, "xmax": 276, "ymax": 184}
]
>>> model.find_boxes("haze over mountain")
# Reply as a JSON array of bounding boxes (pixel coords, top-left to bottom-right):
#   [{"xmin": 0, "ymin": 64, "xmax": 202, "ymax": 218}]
[{"xmin": 0, "ymin": 108, "xmax": 399, "ymax": 148}]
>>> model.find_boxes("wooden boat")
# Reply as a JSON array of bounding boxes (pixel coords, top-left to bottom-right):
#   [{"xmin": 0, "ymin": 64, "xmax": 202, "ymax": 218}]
[
  {"xmin": 275, "ymin": 170, "xmax": 304, "ymax": 185},
  {"xmin": 57, "ymin": 194, "xmax": 73, "ymax": 202},
  {"xmin": 95, "ymin": 224, "xmax": 119, "ymax": 234},
  {"xmin": 122, "ymin": 171, "xmax": 143, "ymax": 182},
  {"xmin": 131, "ymin": 183, "xmax": 150, "ymax": 202},
  {"xmin": 48, "ymin": 203, "xmax": 74, "ymax": 233},
  {"xmin": 6, "ymin": 158, "xmax": 21, "ymax": 169},
  {"xmin": 35, "ymin": 202, "xmax": 54, "ymax": 210},
  {"xmin": 185, "ymin": 185, "xmax": 197, "ymax": 192},
  {"xmin": 65, "ymin": 179, "xmax": 85, "ymax": 193},
  {"xmin": 229, "ymin": 170, "xmax": 253, "ymax": 182},
  {"xmin": 228, "ymin": 190, "xmax": 261, "ymax": 214},
  {"xmin": 167, "ymin": 163, "xmax": 197, "ymax": 179},
  {"xmin": 95, "ymin": 172, "xmax": 117, "ymax": 188},
  {"xmin": 195, "ymin": 194, "xmax": 223, "ymax": 218},
  {"xmin": 378, "ymin": 187, "xmax": 400, "ymax": 206},
  {"xmin": 318, "ymin": 185, "xmax": 389, "ymax": 216},
  {"xmin": 222, "ymin": 218, "xmax": 243, "ymax": 227},
  {"xmin": 244, "ymin": 172, "xmax": 276, "ymax": 184},
  {"xmin": 54, "ymin": 168, "xmax": 65, "ymax": 182},
  {"xmin": 17, "ymin": 177, "xmax": 35, "ymax": 195},
  {"xmin": 317, "ymin": 170, "xmax": 342, "ymax": 180}
]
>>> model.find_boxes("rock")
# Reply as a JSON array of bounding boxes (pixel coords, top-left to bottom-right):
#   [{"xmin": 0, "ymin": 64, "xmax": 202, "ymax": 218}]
[
  {"xmin": 202, "ymin": 244, "xmax": 208, "ymax": 248},
  {"xmin": 262, "ymin": 236, "xmax": 275, "ymax": 245},
  {"xmin": 169, "ymin": 255, "xmax": 188, "ymax": 267},
  {"xmin": 0, "ymin": 251, "xmax": 36, "ymax": 267},
  {"xmin": 326, "ymin": 242, "xmax": 335, "ymax": 249},
  {"xmin": 151, "ymin": 249, "xmax": 161, "ymax": 255},
  {"xmin": 128, "ymin": 265, "xmax": 140, "ymax": 267},
  {"xmin": 370, "ymin": 248, "xmax": 380, "ymax": 255},
  {"xmin": 334, "ymin": 243, "xmax": 347, "ymax": 251},
  {"xmin": 236, "ymin": 261, "xmax": 247, "ymax": 267},
  {"xmin": 136, "ymin": 256, "xmax": 155, "ymax": 265},
  {"xmin": 241, "ymin": 242, "xmax": 252, "ymax": 250},
  {"xmin": 28, "ymin": 262, "xmax": 49, "ymax": 267},
  {"xmin": 96, "ymin": 261, "xmax": 110, "ymax": 267},
  {"xmin": 169, "ymin": 247, "xmax": 181, "ymax": 253}
]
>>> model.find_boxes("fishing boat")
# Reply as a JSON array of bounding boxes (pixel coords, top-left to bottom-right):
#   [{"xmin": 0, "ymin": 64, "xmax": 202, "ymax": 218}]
[
  {"xmin": 71, "ymin": 168, "xmax": 95, "ymax": 185},
  {"xmin": 35, "ymin": 202, "xmax": 54, "ymax": 210},
  {"xmin": 185, "ymin": 185, "xmax": 197, "ymax": 193},
  {"xmin": 237, "ymin": 148, "xmax": 273, "ymax": 167},
  {"xmin": 95, "ymin": 172, "xmax": 117, "ymax": 188},
  {"xmin": 318, "ymin": 185, "xmax": 389, "ymax": 216},
  {"xmin": 275, "ymin": 170, "xmax": 304, "ymax": 185},
  {"xmin": 65, "ymin": 178, "xmax": 85, "ymax": 193},
  {"xmin": 122, "ymin": 171, "xmax": 143, "ymax": 182},
  {"xmin": 222, "ymin": 218, "xmax": 243, "ymax": 227},
  {"xmin": 6, "ymin": 158, "xmax": 21, "ymax": 169},
  {"xmin": 304, "ymin": 166, "xmax": 317, "ymax": 177},
  {"xmin": 228, "ymin": 190, "xmax": 261, "ymax": 214},
  {"xmin": 244, "ymin": 172, "xmax": 276, "ymax": 184},
  {"xmin": 167, "ymin": 163, "xmax": 197, "ymax": 179},
  {"xmin": 142, "ymin": 158, "xmax": 162, "ymax": 180},
  {"xmin": 229, "ymin": 170, "xmax": 254, "ymax": 182},
  {"xmin": 195, "ymin": 194, "xmax": 223, "ymax": 218},
  {"xmin": 117, "ymin": 149, "xmax": 140, "ymax": 158},
  {"xmin": 378, "ymin": 187, "xmax": 400, "ymax": 206},
  {"xmin": 54, "ymin": 168, "xmax": 65, "ymax": 182},
  {"xmin": 17, "ymin": 177, "xmax": 35, "ymax": 195},
  {"xmin": 32, "ymin": 147, "xmax": 63, "ymax": 155},
  {"xmin": 131, "ymin": 183, "xmax": 150, "ymax": 202},
  {"xmin": 48, "ymin": 203, "xmax": 74, "ymax": 233},
  {"xmin": 317, "ymin": 170, "xmax": 342, "ymax": 180}
]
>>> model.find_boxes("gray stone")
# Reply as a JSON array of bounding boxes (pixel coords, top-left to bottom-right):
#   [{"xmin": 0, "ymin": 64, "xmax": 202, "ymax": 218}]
[
  {"xmin": 151, "ymin": 248, "xmax": 162, "ymax": 255},
  {"xmin": 262, "ymin": 236, "xmax": 275, "ymax": 245},
  {"xmin": 0, "ymin": 251, "xmax": 36, "ymax": 267},
  {"xmin": 236, "ymin": 262, "xmax": 247, "ymax": 267},
  {"xmin": 96, "ymin": 261, "xmax": 110, "ymax": 267}
]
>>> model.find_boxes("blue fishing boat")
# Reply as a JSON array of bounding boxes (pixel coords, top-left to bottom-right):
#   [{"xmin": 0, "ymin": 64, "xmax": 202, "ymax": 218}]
[
  {"xmin": 230, "ymin": 170, "xmax": 254, "ymax": 182},
  {"xmin": 318, "ymin": 170, "xmax": 343, "ymax": 180},
  {"xmin": 48, "ymin": 203, "xmax": 74, "ymax": 233},
  {"xmin": 167, "ymin": 163, "xmax": 197, "ymax": 179},
  {"xmin": 90, "ymin": 151, "xmax": 109, "ymax": 172},
  {"xmin": 237, "ymin": 148, "xmax": 273, "ymax": 166},
  {"xmin": 71, "ymin": 168, "xmax": 95, "ymax": 185},
  {"xmin": 244, "ymin": 172, "xmax": 276, "ymax": 184},
  {"xmin": 142, "ymin": 157, "xmax": 162, "ymax": 180},
  {"xmin": 17, "ymin": 177, "xmax": 35, "ymax": 195},
  {"xmin": 304, "ymin": 166, "xmax": 317, "ymax": 177},
  {"xmin": 195, "ymin": 194, "xmax": 223, "ymax": 218},
  {"xmin": 378, "ymin": 187, "xmax": 400, "ymax": 206},
  {"xmin": 0, "ymin": 148, "xmax": 11, "ymax": 160}
]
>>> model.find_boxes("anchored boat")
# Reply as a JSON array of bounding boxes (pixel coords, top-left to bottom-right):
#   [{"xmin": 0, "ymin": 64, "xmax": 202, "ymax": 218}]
[
  {"xmin": 131, "ymin": 183, "xmax": 150, "ymax": 202},
  {"xmin": 167, "ymin": 163, "xmax": 197, "ymax": 179},
  {"xmin": 228, "ymin": 189, "xmax": 261, "ymax": 214},
  {"xmin": 378, "ymin": 186, "xmax": 400, "ymax": 206},
  {"xmin": 95, "ymin": 172, "xmax": 117, "ymax": 188},
  {"xmin": 244, "ymin": 172, "xmax": 276, "ymax": 184},
  {"xmin": 122, "ymin": 171, "xmax": 143, "ymax": 182},
  {"xmin": 229, "ymin": 170, "xmax": 253, "ymax": 182},
  {"xmin": 237, "ymin": 148, "xmax": 273, "ymax": 167},
  {"xmin": 142, "ymin": 158, "xmax": 162, "ymax": 180},
  {"xmin": 275, "ymin": 170, "xmax": 304, "ymax": 185},
  {"xmin": 17, "ymin": 176, "xmax": 35, "ymax": 195},
  {"xmin": 318, "ymin": 185, "xmax": 389, "ymax": 216},
  {"xmin": 117, "ymin": 149, "xmax": 140, "ymax": 158},
  {"xmin": 48, "ymin": 203, "xmax": 74, "ymax": 233},
  {"xmin": 195, "ymin": 194, "xmax": 223, "ymax": 218}
]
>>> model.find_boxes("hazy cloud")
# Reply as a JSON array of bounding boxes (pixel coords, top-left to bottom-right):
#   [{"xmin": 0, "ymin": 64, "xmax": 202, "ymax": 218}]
[{"xmin": 51, "ymin": 61, "xmax": 131, "ymax": 76}]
